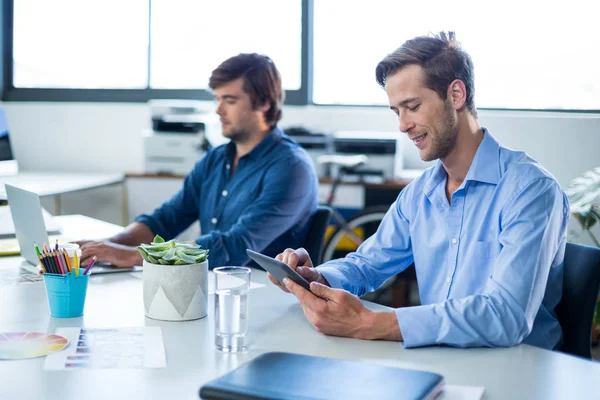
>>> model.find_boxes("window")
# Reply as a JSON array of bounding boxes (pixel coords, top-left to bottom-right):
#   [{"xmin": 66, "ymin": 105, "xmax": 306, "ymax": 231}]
[
  {"xmin": 10, "ymin": 0, "xmax": 302, "ymax": 95},
  {"xmin": 313, "ymin": 0, "xmax": 600, "ymax": 110},
  {"xmin": 150, "ymin": 0, "xmax": 302, "ymax": 90},
  {"xmin": 13, "ymin": 0, "xmax": 149, "ymax": 89}
]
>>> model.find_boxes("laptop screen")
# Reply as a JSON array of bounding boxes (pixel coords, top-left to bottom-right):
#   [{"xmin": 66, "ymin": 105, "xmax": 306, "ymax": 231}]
[{"xmin": 0, "ymin": 107, "xmax": 18, "ymax": 176}]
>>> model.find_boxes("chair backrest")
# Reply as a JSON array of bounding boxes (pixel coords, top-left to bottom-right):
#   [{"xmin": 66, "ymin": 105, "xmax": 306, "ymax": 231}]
[
  {"xmin": 555, "ymin": 242, "xmax": 600, "ymax": 359},
  {"xmin": 303, "ymin": 206, "xmax": 333, "ymax": 265}
]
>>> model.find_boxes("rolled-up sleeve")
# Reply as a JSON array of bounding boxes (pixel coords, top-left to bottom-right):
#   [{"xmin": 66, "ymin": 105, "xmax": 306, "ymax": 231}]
[
  {"xmin": 195, "ymin": 157, "xmax": 317, "ymax": 267},
  {"xmin": 135, "ymin": 159, "xmax": 204, "ymax": 240}
]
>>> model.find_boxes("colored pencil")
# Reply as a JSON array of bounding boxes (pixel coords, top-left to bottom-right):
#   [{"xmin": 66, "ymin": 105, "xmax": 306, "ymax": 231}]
[
  {"xmin": 47, "ymin": 251, "xmax": 57, "ymax": 274},
  {"xmin": 74, "ymin": 252, "xmax": 79, "ymax": 276},
  {"xmin": 83, "ymin": 255, "xmax": 98, "ymax": 275},
  {"xmin": 54, "ymin": 251, "xmax": 65, "ymax": 275},
  {"xmin": 62, "ymin": 250, "xmax": 72, "ymax": 273},
  {"xmin": 37, "ymin": 255, "xmax": 47, "ymax": 273},
  {"xmin": 34, "ymin": 243, "xmax": 42, "ymax": 257},
  {"xmin": 55, "ymin": 239, "xmax": 59, "ymax": 251}
]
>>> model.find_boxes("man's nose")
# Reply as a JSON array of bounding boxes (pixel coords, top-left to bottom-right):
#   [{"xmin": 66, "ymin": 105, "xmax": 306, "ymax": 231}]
[
  {"xmin": 215, "ymin": 102, "xmax": 225, "ymax": 116},
  {"xmin": 398, "ymin": 111, "xmax": 415, "ymax": 134}
]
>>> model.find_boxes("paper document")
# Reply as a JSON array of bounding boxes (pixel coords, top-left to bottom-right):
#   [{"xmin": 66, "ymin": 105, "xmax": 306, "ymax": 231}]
[
  {"xmin": 0, "ymin": 267, "xmax": 43, "ymax": 286},
  {"xmin": 44, "ymin": 327, "xmax": 166, "ymax": 370},
  {"xmin": 439, "ymin": 385, "xmax": 485, "ymax": 400}
]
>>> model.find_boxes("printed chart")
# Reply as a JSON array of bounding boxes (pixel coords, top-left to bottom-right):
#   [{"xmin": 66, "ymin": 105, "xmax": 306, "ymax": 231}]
[
  {"xmin": 0, "ymin": 332, "xmax": 68, "ymax": 360},
  {"xmin": 0, "ymin": 267, "xmax": 43, "ymax": 286},
  {"xmin": 44, "ymin": 327, "xmax": 166, "ymax": 370}
]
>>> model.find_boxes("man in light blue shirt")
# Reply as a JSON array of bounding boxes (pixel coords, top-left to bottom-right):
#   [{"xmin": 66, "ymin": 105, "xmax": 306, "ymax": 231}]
[{"xmin": 271, "ymin": 32, "xmax": 569, "ymax": 349}]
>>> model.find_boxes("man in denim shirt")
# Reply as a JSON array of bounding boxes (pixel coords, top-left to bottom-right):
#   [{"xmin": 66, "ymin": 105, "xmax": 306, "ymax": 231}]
[
  {"xmin": 272, "ymin": 33, "xmax": 569, "ymax": 350},
  {"xmin": 79, "ymin": 54, "xmax": 318, "ymax": 268}
]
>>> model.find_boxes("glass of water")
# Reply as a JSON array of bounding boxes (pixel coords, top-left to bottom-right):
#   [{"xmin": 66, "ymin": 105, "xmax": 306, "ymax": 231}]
[{"xmin": 214, "ymin": 266, "xmax": 251, "ymax": 352}]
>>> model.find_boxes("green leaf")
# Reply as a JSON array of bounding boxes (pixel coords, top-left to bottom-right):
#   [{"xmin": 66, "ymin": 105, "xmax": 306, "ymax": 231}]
[
  {"xmin": 566, "ymin": 167, "xmax": 600, "ymax": 234},
  {"xmin": 158, "ymin": 258, "xmax": 171, "ymax": 265},
  {"xmin": 153, "ymin": 235, "xmax": 165, "ymax": 243},
  {"xmin": 147, "ymin": 249, "xmax": 169, "ymax": 257},
  {"xmin": 142, "ymin": 243, "xmax": 171, "ymax": 252},
  {"xmin": 147, "ymin": 255, "xmax": 159, "ymax": 264},
  {"xmin": 162, "ymin": 247, "xmax": 178, "ymax": 261},
  {"xmin": 175, "ymin": 250, "xmax": 198, "ymax": 264},
  {"xmin": 137, "ymin": 246, "xmax": 151, "ymax": 262}
]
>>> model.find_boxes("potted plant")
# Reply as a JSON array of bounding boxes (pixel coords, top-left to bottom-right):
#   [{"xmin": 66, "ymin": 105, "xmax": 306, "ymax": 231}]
[
  {"xmin": 565, "ymin": 167, "xmax": 600, "ymax": 346},
  {"xmin": 138, "ymin": 235, "xmax": 209, "ymax": 321}
]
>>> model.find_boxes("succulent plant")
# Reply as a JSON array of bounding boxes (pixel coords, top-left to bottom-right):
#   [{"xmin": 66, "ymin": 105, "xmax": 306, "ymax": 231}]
[{"xmin": 137, "ymin": 235, "xmax": 208, "ymax": 265}]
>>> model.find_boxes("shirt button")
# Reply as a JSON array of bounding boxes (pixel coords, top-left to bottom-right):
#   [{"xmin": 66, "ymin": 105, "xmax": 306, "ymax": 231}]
[
  {"xmin": 451, "ymin": 238, "xmax": 458, "ymax": 244},
  {"xmin": 226, "ymin": 164, "xmax": 231, "ymax": 170},
  {"xmin": 222, "ymin": 190, "xmax": 228, "ymax": 197},
  {"xmin": 211, "ymin": 218, "xmax": 217, "ymax": 224},
  {"xmin": 446, "ymin": 277, "xmax": 452, "ymax": 283}
]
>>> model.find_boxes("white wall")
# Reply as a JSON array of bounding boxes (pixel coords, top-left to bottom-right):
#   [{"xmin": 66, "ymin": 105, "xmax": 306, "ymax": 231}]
[{"xmin": 3, "ymin": 102, "xmax": 600, "ymax": 243}]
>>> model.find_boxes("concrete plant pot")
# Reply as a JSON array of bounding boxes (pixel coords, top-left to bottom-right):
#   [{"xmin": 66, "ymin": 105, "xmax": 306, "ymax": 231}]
[{"xmin": 143, "ymin": 259, "xmax": 209, "ymax": 321}]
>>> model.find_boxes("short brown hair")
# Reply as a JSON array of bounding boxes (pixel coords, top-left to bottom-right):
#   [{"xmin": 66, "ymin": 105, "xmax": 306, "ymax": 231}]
[
  {"xmin": 209, "ymin": 53, "xmax": 284, "ymax": 128},
  {"xmin": 376, "ymin": 32, "xmax": 476, "ymax": 116}
]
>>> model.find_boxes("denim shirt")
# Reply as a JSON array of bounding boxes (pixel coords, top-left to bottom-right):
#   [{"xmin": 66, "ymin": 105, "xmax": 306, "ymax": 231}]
[
  {"xmin": 136, "ymin": 126, "xmax": 318, "ymax": 267},
  {"xmin": 318, "ymin": 128, "xmax": 569, "ymax": 349}
]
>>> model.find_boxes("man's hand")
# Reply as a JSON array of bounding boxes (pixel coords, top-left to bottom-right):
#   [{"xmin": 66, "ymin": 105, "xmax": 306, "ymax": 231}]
[
  {"xmin": 268, "ymin": 248, "xmax": 329, "ymax": 292},
  {"xmin": 77, "ymin": 240, "xmax": 142, "ymax": 268},
  {"xmin": 283, "ymin": 277, "xmax": 403, "ymax": 341}
]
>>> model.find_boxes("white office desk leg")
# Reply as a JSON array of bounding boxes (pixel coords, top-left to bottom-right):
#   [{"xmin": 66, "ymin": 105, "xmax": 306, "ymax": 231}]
[{"xmin": 55, "ymin": 195, "xmax": 62, "ymax": 215}]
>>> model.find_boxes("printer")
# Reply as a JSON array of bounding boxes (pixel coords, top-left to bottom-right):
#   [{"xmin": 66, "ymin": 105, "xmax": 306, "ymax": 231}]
[
  {"xmin": 285, "ymin": 127, "xmax": 333, "ymax": 177},
  {"xmin": 144, "ymin": 100, "xmax": 222, "ymax": 175},
  {"xmin": 332, "ymin": 131, "xmax": 403, "ymax": 180}
]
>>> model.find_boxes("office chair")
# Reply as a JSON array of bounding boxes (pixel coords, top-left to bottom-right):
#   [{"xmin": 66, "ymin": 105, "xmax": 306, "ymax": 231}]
[
  {"xmin": 555, "ymin": 242, "xmax": 600, "ymax": 359},
  {"xmin": 303, "ymin": 206, "xmax": 333, "ymax": 265}
]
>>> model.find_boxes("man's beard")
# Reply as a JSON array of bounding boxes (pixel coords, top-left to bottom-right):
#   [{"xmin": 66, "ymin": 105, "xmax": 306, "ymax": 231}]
[
  {"xmin": 422, "ymin": 103, "xmax": 459, "ymax": 162},
  {"xmin": 224, "ymin": 127, "xmax": 252, "ymax": 144}
]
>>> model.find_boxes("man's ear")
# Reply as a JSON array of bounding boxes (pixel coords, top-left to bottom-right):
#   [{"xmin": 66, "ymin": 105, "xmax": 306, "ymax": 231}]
[
  {"xmin": 447, "ymin": 79, "xmax": 467, "ymax": 111},
  {"xmin": 257, "ymin": 101, "xmax": 271, "ymax": 114}
]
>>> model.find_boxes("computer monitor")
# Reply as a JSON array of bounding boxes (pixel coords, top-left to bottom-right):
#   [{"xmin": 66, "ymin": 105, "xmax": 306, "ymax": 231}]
[{"xmin": 0, "ymin": 107, "xmax": 18, "ymax": 176}]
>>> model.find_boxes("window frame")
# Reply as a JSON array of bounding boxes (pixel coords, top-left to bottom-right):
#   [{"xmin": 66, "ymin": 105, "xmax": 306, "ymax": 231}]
[
  {"xmin": 0, "ymin": 0, "xmax": 312, "ymax": 105},
  {"xmin": 1, "ymin": 0, "xmax": 598, "ymax": 113}
]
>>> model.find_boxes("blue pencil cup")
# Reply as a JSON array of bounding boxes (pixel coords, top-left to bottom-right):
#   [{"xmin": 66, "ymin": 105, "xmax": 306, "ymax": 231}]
[{"xmin": 43, "ymin": 273, "xmax": 89, "ymax": 318}]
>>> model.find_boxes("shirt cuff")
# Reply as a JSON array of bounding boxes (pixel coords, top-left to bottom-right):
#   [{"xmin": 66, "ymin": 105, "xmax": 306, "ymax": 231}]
[
  {"xmin": 395, "ymin": 304, "xmax": 442, "ymax": 348},
  {"xmin": 196, "ymin": 232, "xmax": 229, "ymax": 269},
  {"xmin": 315, "ymin": 265, "xmax": 350, "ymax": 290}
]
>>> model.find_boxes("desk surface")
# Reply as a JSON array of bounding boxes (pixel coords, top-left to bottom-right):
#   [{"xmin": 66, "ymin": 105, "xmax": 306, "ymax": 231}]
[
  {"xmin": 0, "ymin": 172, "xmax": 125, "ymax": 200},
  {"xmin": 1, "ymin": 216, "xmax": 599, "ymax": 400}
]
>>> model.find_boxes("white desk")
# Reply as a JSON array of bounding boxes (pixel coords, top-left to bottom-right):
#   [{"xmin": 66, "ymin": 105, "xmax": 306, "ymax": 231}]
[
  {"xmin": 1, "ymin": 216, "xmax": 599, "ymax": 400},
  {"xmin": 0, "ymin": 172, "xmax": 126, "ymax": 223}
]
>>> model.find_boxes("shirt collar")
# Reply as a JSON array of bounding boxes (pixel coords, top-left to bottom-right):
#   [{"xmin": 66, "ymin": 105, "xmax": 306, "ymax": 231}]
[
  {"xmin": 225, "ymin": 126, "xmax": 283, "ymax": 162},
  {"xmin": 226, "ymin": 126, "xmax": 283, "ymax": 160},
  {"xmin": 424, "ymin": 127, "xmax": 500, "ymax": 195},
  {"xmin": 463, "ymin": 127, "xmax": 501, "ymax": 185}
]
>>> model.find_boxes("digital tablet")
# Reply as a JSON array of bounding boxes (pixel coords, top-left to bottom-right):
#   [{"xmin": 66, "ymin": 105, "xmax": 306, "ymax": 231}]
[{"xmin": 246, "ymin": 249, "xmax": 311, "ymax": 290}]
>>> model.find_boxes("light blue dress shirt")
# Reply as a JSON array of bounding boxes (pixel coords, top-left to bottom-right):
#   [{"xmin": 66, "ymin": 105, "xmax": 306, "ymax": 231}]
[{"xmin": 317, "ymin": 129, "xmax": 569, "ymax": 349}]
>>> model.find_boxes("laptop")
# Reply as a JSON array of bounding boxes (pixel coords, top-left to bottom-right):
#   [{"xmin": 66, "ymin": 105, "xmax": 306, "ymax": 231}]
[{"xmin": 4, "ymin": 184, "xmax": 141, "ymax": 274}]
